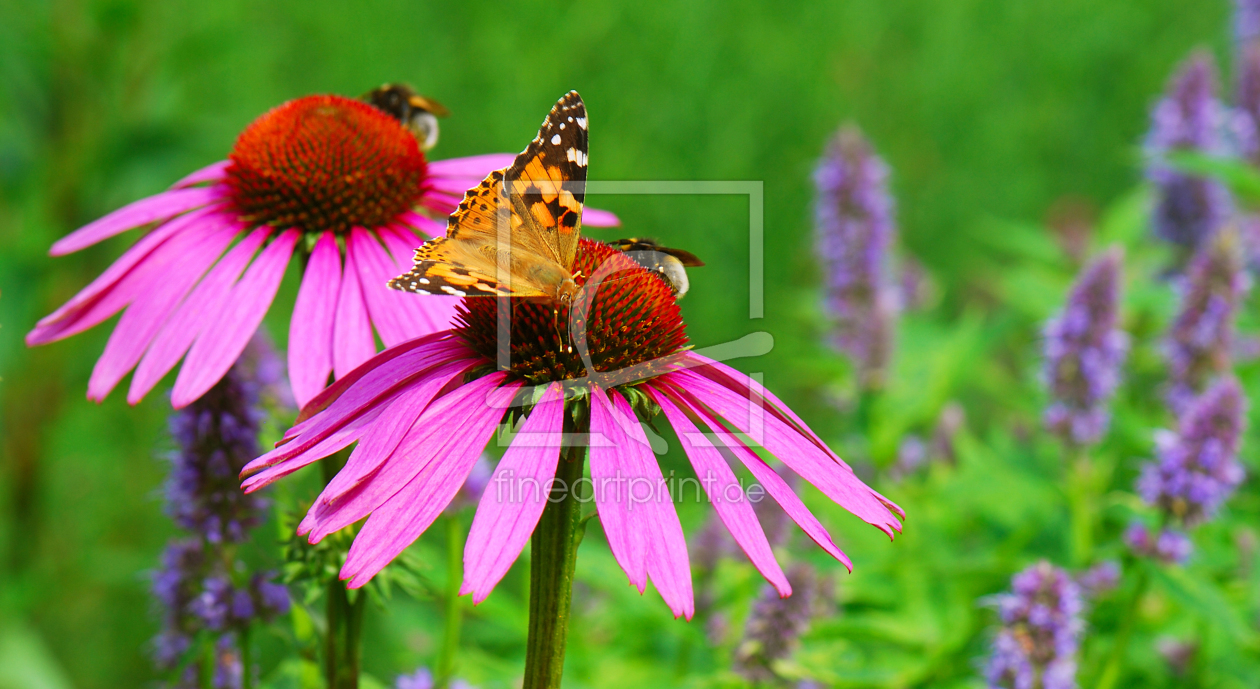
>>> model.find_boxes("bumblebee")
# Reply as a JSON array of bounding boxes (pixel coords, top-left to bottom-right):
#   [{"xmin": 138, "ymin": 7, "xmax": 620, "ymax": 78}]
[
  {"xmin": 609, "ymin": 238, "xmax": 704, "ymax": 299},
  {"xmin": 362, "ymin": 83, "xmax": 450, "ymax": 150}
]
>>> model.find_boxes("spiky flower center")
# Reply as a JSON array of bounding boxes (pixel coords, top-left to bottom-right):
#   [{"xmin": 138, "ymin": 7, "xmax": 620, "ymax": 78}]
[
  {"xmin": 225, "ymin": 95, "xmax": 427, "ymax": 235},
  {"xmin": 456, "ymin": 239, "xmax": 689, "ymax": 385}
]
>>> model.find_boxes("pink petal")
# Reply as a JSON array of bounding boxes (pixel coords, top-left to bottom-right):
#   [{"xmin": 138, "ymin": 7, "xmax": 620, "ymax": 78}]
[
  {"xmin": 333, "ymin": 235, "xmax": 377, "ymax": 378},
  {"xmin": 51, "ymin": 186, "xmax": 223, "ymax": 256},
  {"xmin": 672, "ymin": 384, "xmax": 851, "ymax": 571},
  {"xmin": 338, "ymin": 378, "xmax": 521, "ymax": 586},
  {"xmin": 378, "ymin": 226, "xmax": 461, "ymax": 334},
  {"xmin": 581, "ymin": 207, "xmax": 620, "ymax": 227},
  {"xmin": 426, "ymin": 176, "xmax": 484, "ymax": 195},
  {"xmin": 305, "ymin": 374, "xmax": 512, "ymax": 540},
  {"xmin": 171, "ymin": 230, "xmax": 299, "ymax": 408},
  {"xmin": 171, "ymin": 161, "xmax": 230, "ymax": 188},
  {"xmin": 397, "ymin": 211, "xmax": 447, "ymax": 237},
  {"xmin": 289, "ymin": 232, "xmax": 342, "ymax": 408},
  {"xmin": 427, "ymin": 153, "xmax": 515, "ymax": 178},
  {"xmin": 128, "ymin": 226, "xmax": 270, "ymax": 403},
  {"xmin": 461, "ymin": 382, "xmax": 565, "ymax": 603},
  {"xmin": 587, "ymin": 387, "xmax": 647, "ymax": 592},
  {"xmin": 350, "ymin": 228, "xmax": 423, "ymax": 347},
  {"xmin": 652, "ymin": 389, "xmax": 791, "ymax": 597},
  {"xmin": 419, "ymin": 193, "xmax": 463, "ymax": 216},
  {"xmin": 664, "ymin": 368, "xmax": 902, "ymax": 537},
  {"xmin": 27, "ymin": 206, "xmax": 224, "ymax": 346},
  {"xmin": 315, "ymin": 359, "xmax": 473, "ymax": 503},
  {"xmin": 242, "ymin": 409, "xmax": 383, "ymax": 492},
  {"xmin": 610, "ymin": 393, "xmax": 693, "ymax": 619},
  {"xmin": 87, "ymin": 216, "xmax": 241, "ymax": 402}
]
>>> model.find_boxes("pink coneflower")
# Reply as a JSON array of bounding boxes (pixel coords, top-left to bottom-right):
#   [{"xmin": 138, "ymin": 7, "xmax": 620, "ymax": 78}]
[
  {"xmin": 240, "ymin": 238, "xmax": 904, "ymax": 618},
  {"xmin": 25, "ymin": 91, "xmax": 619, "ymax": 408}
]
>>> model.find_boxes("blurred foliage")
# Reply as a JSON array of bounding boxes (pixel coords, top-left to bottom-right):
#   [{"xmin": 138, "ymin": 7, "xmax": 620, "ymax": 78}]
[{"xmin": 3, "ymin": 0, "xmax": 1258, "ymax": 688}]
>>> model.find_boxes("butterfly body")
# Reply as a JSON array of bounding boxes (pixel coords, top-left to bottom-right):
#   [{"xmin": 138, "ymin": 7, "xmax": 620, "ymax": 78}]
[{"xmin": 390, "ymin": 91, "xmax": 590, "ymax": 305}]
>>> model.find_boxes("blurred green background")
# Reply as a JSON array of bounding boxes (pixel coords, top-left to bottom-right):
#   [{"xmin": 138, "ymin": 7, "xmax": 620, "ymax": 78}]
[{"xmin": 1, "ymin": 1, "xmax": 1254, "ymax": 688}]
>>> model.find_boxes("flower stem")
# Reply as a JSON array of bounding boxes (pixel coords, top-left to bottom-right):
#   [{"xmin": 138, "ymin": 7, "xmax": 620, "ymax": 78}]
[
  {"xmin": 320, "ymin": 450, "xmax": 364, "ymax": 689},
  {"xmin": 436, "ymin": 515, "xmax": 465, "ymax": 689},
  {"xmin": 1094, "ymin": 564, "xmax": 1149, "ymax": 689},
  {"xmin": 241, "ymin": 626, "xmax": 254, "ymax": 689},
  {"xmin": 1066, "ymin": 449, "xmax": 1095, "ymax": 566},
  {"xmin": 522, "ymin": 436, "xmax": 586, "ymax": 689}
]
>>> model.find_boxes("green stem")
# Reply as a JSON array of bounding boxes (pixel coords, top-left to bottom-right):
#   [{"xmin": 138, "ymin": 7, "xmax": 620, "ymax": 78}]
[
  {"xmin": 240, "ymin": 625, "xmax": 253, "ymax": 689},
  {"xmin": 325, "ymin": 577, "xmax": 343, "ymax": 688},
  {"xmin": 1094, "ymin": 565, "xmax": 1149, "ymax": 689},
  {"xmin": 522, "ymin": 437, "xmax": 586, "ymax": 689},
  {"xmin": 1066, "ymin": 449, "xmax": 1094, "ymax": 567},
  {"xmin": 320, "ymin": 451, "xmax": 363, "ymax": 689},
  {"xmin": 437, "ymin": 515, "xmax": 465, "ymax": 689}
]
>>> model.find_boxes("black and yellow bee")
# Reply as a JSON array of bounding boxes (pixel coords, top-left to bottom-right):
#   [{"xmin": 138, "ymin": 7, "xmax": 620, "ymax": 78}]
[
  {"xmin": 609, "ymin": 238, "xmax": 704, "ymax": 299},
  {"xmin": 362, "ymin": 83, "xmax": 450, "ymax": 150}
]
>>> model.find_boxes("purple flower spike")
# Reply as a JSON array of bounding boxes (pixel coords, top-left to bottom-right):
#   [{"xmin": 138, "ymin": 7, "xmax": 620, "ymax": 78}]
[
  {"xmin": 1145, "ymin": 53, "xmax": 1231, "ymax": 255},
  {"xmin": 986, "ymin": 562, "xmax": 1084, "ymax": 689},
  {"xmin": 1125, "ymin": 523, "xmax": 1193, "ymax": 565},
  {"xmin": 1042, "ymin": 249, "xmax": 1128, "ymax": 447},
  {"xmin": 814, "ymin": 125, "xmax": 898, "ymax": 388},
  {"xmin": 1138, "ymin": 377, "xmax": 1247, "ymax": 528},
  {"xmin": 1165, "ymin": 234, "xmax": 1249, "ymax": 414},
  {"xmin": 734, "ymin": 563, "xmax": 832, "ymax": 683},
  {"xmin": 1238, "ymin": 0, "xmax": 1260, "ymax": 47}
]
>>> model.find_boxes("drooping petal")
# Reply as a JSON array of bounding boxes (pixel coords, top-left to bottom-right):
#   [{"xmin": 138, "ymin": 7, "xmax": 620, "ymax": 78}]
[
  {"xmin": 377, "ymin": 226, "xmax": 461, "ymax": 333},
  {"xmin": 419, "ymin": 191, "xmax": 465, "ymax": 215},
  {"xmin": 170, "ymin": 161, "xmax": 230, "ymax": 188},
  {"xmin": 50, "ymin": 186, "xmax": 223, "ymax": 256},
  {"xmin": 242, "ymin": 409, "xmax": 382, "ymax": 492},
  {"xmin": 314, "ymin": 359, "xmax": 474, "ymax": 502},
  {"xmin": 427, "ymin": 154, "xmax": 516, "ymax": 178},
  {"xmin": 587, "ymin": 386, "xmax": 647, "ymax": 592},
  {"xmin": 338, "ymin": 378, "xmax": 521, "ymax": 586},
  {"xmin": 171, "ymin": 230, "xmax": 299, "ymax": 408},
  {"xmin": 652, "ymin": 388, "xmax": 791, "ymax": 597},
  {"xmin": 398, "ymin": 211, "xmax": 447, "ymax": 237},
  {"xmin": 128, "ymin": 227, "xmax": 271, "ymax": 403},
  {"xmin": 668, "ymin": 382, "xmax": 851, "ymax": 571},
  {"xmin": 351, "ymin": 227, "xmax": 457, "ymax": 347},
  {"xmin": 580, "ymin": 207, "xmax": 620, "ymax": 227},
  {"xmin": 86, "ymin": 216, "xmax": 241, "ymax": 401},
  {"xmin": 333, "ymin": 235, "xmax": 377, "ymax": 378},
  {"xmin": 27, "ymin": 206, "xmax": 225, "ymax": 346},
  {"xmin": 611, "ymin": 392, "xmax": 693, "ymax": 619},
  {"xmin": 461, "ymin": 382, "xmax": 565, "ymax": 602},
  {"xmin": 665, "ymin": 366, "xmax": 902, "ymax": 537},
  {"xmin": 289, "ymin": 231, "xmax": 342, "ymax": 408}
]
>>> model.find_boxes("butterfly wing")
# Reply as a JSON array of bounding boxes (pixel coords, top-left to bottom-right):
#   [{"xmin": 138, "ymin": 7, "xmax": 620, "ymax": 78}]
[{"xmin": 503, "ymin": 90, "xmax": 588, "ymax": 270}]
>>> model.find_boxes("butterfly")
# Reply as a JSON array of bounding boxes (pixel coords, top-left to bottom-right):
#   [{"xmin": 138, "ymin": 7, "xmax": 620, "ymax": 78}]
[
  {"xmin": 609, "ymin": 238, "xmax": 704, "ymax": 298},
  {"xmin": 389, "ymin": 90, "xmax": 588, "ymax": 304},
  {"xmin": 362, "ymin": 83, "xmax": 450, "ymax": 150}
]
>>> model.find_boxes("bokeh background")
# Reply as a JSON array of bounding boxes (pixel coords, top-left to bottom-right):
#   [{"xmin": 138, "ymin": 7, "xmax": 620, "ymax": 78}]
[{"xmin": 1, "ymin": 1, "xmax": 1254, "ymax": 688}]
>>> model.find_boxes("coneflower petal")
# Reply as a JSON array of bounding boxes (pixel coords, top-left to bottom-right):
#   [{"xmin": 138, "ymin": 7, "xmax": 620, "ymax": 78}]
[
  {"xmin": 669, "ymin": 383, "xmax": 852, "ymax": 571},
  {"xmin": 87, "ymin": 216, "xmax": 240, "ymax": 401},
  {"xmin": 172, "ymin": 229, "xmax": 299, "ymax": 408},
  {"xmin": 333, "ymin": 233, "xmax": 377, "ymax": 378},
  {"xmin": 340, "ymin": 378, "xmax": 521, "ymax": 586},
  {"xmin": 289, "ymin": 231, "xmax": 342, "ymax": 409},
  {"xmin": 170, "ymin": 160, "xmax": 230, "ymax": 189},
  {"xmin": 427, "ymin": 154, "xmax": 516, "ymax": 178},
  {"xmin": 653, "ymin": 389, "xmax": 791, "ymax": 597},
  {"xmin": 667, "ymin": 367, "xmax": 903, "ymax": 537},
  {"xmin": 27, "ymin": 206, "xmax": 221, "ymax": 346},
  {"xmin": 579, "ymin": 207, "xmax": 621, "ymax": 227},
  {"xmin": 303, "ymin": 373, "xmax": 514, "ymax": 541},
  {"xmin": 350, "ymin": 227, "xmax": 442, "ymax": 347},
  {"xmin": 50, "ymin": 186, "xmax": 222, "ymax": 256},
  {"xmin": 398, "ymin": 211, "xmax": 447, "ymax": 237},
  {"xmin": 609, "ymin": 392, "xmax": 693, "ymax": 619},
  {"xmin": 129, "ymin": 226, "xmax": 270, "ymax": 403},
  {"xmin": 588, "ymin": 386, "xmax": 648, "ymax": 592},
  {"xmin": 462, "ymin": 382, "xmax": 566, "ymax": 603},
  {"xmin": 378, "ymin": 226, "xmax": 460, "ymax": 332}
]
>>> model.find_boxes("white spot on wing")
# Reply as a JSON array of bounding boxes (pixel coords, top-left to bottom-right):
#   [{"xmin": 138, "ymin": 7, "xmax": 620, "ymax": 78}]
[
  {"xmin": 575, "ymin": 117, "xmax": 587, "ymax": 129},
  {"xmin": 551, "ymin": 134, "xmax": 562, "ymax": 145}
]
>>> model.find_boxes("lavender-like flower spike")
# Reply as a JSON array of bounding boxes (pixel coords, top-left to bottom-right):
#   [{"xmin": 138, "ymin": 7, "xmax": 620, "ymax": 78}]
[
  {"xmin": 734, "ymin": 563, "xmax": 833, "ymax": 683},
  {"xmin": 1138, "ymin": 377, "xmax": 1247, "ymax": 529},
  {"xmin": 1164, "ymin": 232, "xmax": 1249, "ymax": 414},
  {"xmin": 151, "ymin": 335, "xmax": 291, "ymax": 683},
  {"xmin": 1145, "ymin": 52, "xmax": 1231, "ymax": 255},
  {"xmin": 1042, "ymin": 249, "xmax": 1128, "ymax": 447},
  {"xmin": 1238, "ymin": 0, "xmax": 1260, "ymax": 47},
  {"xmin": 815, "ymin": 124, "xmax": 898, "ymax": 388},
  {"xmin": 985, "ymin": 561, "xmax": 1084, "ymax": 689}
]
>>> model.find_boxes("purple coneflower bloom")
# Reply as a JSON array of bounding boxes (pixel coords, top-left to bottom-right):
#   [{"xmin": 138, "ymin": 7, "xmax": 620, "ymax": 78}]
[
  {"xmin": 26, "ymin": 92, "xmax": 619, "ymax": 409},
  {"xmin": 241, "ymin": 238, "xmax": 904, "ymax": 618},
  {"xmin": 1042, "ymin": 249, "xmax": 1127, "ymax": 447},
  {"xmin": 814, "ymin": 125, "xmax": 898, "ymax": 387},
  {"xmin": 1164, "ymin": 234, "xmax": 1248, "ymax": 415},
  {"xmin": 985, "ymin": 561, "xmax": 1084, "ymax": 689},
  {"xmin": 1145, "ymin": 53, "xmax": 1231, "ymax": 255}
]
